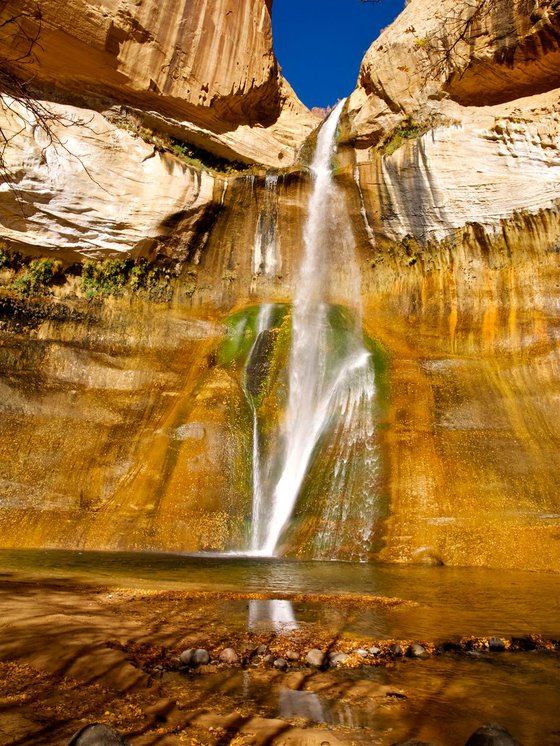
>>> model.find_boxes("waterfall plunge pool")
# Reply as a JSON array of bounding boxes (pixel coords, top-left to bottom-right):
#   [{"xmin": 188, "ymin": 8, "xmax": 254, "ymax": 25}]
[{"xmin": 1, "ymin": 549, "xmax": 558, "ymax": 641}]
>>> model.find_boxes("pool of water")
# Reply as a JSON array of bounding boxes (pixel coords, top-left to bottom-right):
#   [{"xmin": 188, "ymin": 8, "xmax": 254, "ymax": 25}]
[{"xmin": 0, "ymin": 549, "xmax": 558, "ymax": 641}]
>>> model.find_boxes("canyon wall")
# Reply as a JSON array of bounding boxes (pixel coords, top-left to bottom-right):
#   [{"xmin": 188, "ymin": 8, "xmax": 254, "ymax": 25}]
[{"xmin": 0, "ymin": 0, "xmax": 559, "ymax": 571}]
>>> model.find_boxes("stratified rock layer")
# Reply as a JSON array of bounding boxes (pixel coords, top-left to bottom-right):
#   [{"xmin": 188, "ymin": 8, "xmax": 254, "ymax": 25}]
[
  {"xmin": 0, "ymin": 0, "xmax": 559, "ymax": 571},
  {"xmin": 0, "ymin": 0, "xmax": 317, "ymax": 166}
]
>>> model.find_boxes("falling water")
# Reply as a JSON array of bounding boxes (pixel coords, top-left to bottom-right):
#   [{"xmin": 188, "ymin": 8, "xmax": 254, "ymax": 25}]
[
  {"xmin": 247, "ymin": 303, "xmax": 275, "ymax": 551},
  {"xmin": 252, "ymin": 173, "xmax": 280, "ymax": 278},
  {"xmin": 257, "ymin": 99, "xmax": 378, "ymax": 556}
]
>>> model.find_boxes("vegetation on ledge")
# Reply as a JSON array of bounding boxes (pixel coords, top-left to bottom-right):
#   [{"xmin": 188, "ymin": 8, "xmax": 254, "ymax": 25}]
[
  {"xmin": 0, "ymin": 244, "xmax": 195, "ymax": 304},
  {"xmin": 380, "ymin": 115, "xmax": 428, "ymax": 156},
  {"xmin": 110, "ymin": 113, "xmax": 253, "ymax": 175}
]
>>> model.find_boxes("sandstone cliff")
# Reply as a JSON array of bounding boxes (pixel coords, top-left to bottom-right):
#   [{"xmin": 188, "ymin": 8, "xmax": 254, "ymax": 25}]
[
  {"xmin": 0, "ymin": 0, "xmax": 560, "ymax": 572},
  {"xmin": 0, "ymin": 0, "xmax": 317, "ymax": 166},
  {"xmin": 343, "ymin": 0, "xmax": 560, "ymax": 248}
]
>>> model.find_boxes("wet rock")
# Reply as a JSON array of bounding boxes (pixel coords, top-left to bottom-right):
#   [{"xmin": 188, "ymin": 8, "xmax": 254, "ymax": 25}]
[
  {"xmin": 354, "ymin": 648, "xmax": 368, "ymax": 657},
  {"xmin": 219, "ymin": 647, "xmax": 238, "ymax": 664},
  {"xmin": 285, "ymin": 650, "xmax": 299, "ymax": 661},
  {"xmin": 369, "ymin": 646, "xmax": 381, "ymax": 656},
  {"xmin": 488, "ymin": 637, "xmax": 507, "ymax": 652},
  {"xmin": 411, "ymin": 547, "xmax": 444, "ymax": 566},
  {"xmin": 255, "ymin": 644, "xmax": 268, "ymax": 656},
  {"xmin": 329, "ymin": 653, "xmax": 349, "ymax": 666},
  {"xmin": 179, "ymin": 648, "xmax": 194, "ymax": 666},
  {"xmin": 67, "ymin": 723, "xmax": 130, "ymax": 745},
  {"xmin": 306, "ymin": 649, "xmax": 326, "ymax": 667},
  {"xmin": 263, "ymin": 654, "xmax": 276, "ymax": 667},
  {"xmin": 389, "ymin": 643, "xmax": 404, "ymax": 657},
  {"xmin": 180, "ymin": 648, "xmax": 209, "ymax": 667},
  {"xmin": 510, "ymin": 637, "xmax": 537, "ymax": 652},
  {"xmin": 406, "ymin": 644, "xmax": 428, "ymax": 659},
  {"xmin": 193, "ymin": 648, "xmax": 210, "ymax": 666},
  {"xmin": 440, "ymin": 641, "xmax": 463, "ymax": 653},
  {"xmin": 273, "ymin": 657, "xmax": 288, "ymax": 671},
  {"xmin": 464, "ymin": 722, "xmax": 523, "ymax": 745}
]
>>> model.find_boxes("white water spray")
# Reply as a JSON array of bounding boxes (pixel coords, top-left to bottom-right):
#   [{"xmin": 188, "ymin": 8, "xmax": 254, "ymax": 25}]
[
  {"xmin": 257, "ymin": 99, "xmax": 377, "ymax": 556},
  {"xmin": 247, "ymin": 303, "xmax": 275, "ymax": 552},
  {"xmin": 252, "ymin": 174, "xmax": 280, "ymax": 277}
]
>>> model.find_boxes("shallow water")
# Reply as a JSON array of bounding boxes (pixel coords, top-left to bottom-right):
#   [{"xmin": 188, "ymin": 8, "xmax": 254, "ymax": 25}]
[
  {"xmin": 163, "ymin": 652, "xmax": 560, "ymax": 745},
  {"xmin": 0, "ymin": 549, "xmax": 559, "ymax": 640},
  {"xmin": 0, "ymin": 549, "xmax": 558, "ymax": 744}
]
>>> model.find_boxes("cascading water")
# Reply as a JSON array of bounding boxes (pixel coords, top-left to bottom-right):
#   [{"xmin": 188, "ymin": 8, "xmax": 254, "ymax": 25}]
[
  {"xmin": 253, "ymin": 99, "xmax": 379, "ymax": 556},
  {"xmin": 252, "ymin": 173, "xmax": 280, "ymax": 278},
  {"xmin": 246, "ymin": 303, "xmax": 275, "ymax": 552}
]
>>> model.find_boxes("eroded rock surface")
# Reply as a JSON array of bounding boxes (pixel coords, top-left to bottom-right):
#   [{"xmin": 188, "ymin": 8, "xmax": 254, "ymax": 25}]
[{"xmin": 0, "ymin": 0, "xmax": 317, "ymax": 166}]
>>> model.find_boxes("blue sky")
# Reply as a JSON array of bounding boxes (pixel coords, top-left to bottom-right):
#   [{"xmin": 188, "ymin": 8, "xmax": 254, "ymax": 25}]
[{"xmin": 272, "ymin": 0, "xmax": 406, "ymax": 109}]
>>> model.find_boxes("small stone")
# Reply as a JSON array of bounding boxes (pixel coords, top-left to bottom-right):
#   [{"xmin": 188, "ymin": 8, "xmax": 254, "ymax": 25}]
[
  {"xmin": 67, "ymin": 723, "xmax": 130, "ymax": 745},
  {"xmin": 464, "ymin": 722, "xmax": 523, "ymax": 746},
  {"xmin": 191, "ymin": 649, "xmax": 210, "ymax": 666},
  {"xmin": 488, "ymin": 637, "xmax": 506, "ymax": 652},
  {"xmin": 179, "ymin": 649, "xmax": 194, "ymax": 666},
  {"xmin": 440, "ymin": 641, "xmax": 462, "ymax": 652},
  {"xmin": 406, "ymin": 644, "xmax": 428, "ymax": 658},
  {"xmin": 329, "ymin": 653, "xmax": 349, "ymax": 666},
  {"xmin": 389, "ymin": 643, "xmax": 404, "ymax": 657},
  {"xmin": 263, "ymin": 654, "xmax": 276, "ymax": 666},
  {"xmin": 510, "ymin": 637, "xmax": 537, "ymax": 652},
  {"xmin": 273, "ymin": 657, "xmax": 288, "ymax": 671},
  {"xmin": 255, "ymin": 644, "xmax": 268, "ymax": 656},
  {"xmin": 368, "ymin": 646, "xmax": 381, "ymax": 656},
  {"xmin": 285, "ymin": 650, "xmax": 299, "ymax": 661},
  {"xmin": 219, "ymin": 648, "xmax": 239, "ymax": 664},
  {"xmin": 306, "ymin": 649, "xmax": 326, "ymax": 667},
  {"xmin": 354, "ymin": 648, "xmax": 368, "ymax": 658}
]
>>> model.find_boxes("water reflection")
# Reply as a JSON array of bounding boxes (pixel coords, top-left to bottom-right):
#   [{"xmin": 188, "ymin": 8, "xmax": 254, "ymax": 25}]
[
  {"xmin": 1, "ymin": 550, "xmax": 559, "ymax": 640},
  {"xmin": 248, "ymin": 599, "xmax": 298, "ymax": 632},
  {"xmin": 279, "ymin": 688, "xmax": 375, "ymax": 728}
]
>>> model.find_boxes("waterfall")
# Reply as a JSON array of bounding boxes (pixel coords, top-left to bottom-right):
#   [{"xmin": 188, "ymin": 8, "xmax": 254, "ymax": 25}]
[
  {"xmin": 256, "ymin": 99, "xmax": 378, "ymax": 556},
  {"xmin": 247, "ymin": 303, "xmax": 275, "ymax": 551},
  {"xmin": 252, "ymin": 173, "xmax": 280, "ymax": 278}
]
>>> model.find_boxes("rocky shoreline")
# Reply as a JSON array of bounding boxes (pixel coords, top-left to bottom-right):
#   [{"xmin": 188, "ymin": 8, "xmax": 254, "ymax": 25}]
[{"xmin": 113, "ymin": 633, "xmax": 560, "ymax": 677}]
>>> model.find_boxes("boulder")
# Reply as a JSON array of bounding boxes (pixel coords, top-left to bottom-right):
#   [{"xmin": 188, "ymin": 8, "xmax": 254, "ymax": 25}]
[
  {"xmin": 179, "ymin": 648, "xmax": 209, "ymax": 667},
  {"xmin": 218, "ymin": 648, "xmax": 239, "ymax": 664},
  {"xmin": 305, "ymin": 649, "xmax": 326, "ymax": 667},
  {"xmin": 329, "ymin": 653, "xmax": 349, "ymax": 666},
  {"xmin": 464, "ymin": 723, "xmax": 523, "ymax": 746},
  {"xmin": 67, "ymin": 723, "xmax": 130, "ymax": 745},
  {"xmin": 406, "ymin": 644, "xmax": 428, "ymax": 658},
  {"xmin": 488, "ymin": 638, "xmax": 507, "ymax": 652}
]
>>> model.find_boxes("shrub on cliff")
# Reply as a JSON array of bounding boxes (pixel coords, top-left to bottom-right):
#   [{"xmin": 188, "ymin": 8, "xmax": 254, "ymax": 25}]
[{"xmin": 12, "ymin": 258, "xmax": 62, "ymax": 296}]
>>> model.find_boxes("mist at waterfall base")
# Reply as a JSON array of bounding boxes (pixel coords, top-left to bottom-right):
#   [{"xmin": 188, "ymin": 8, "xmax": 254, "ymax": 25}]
[{"xmin": 220, "ymin": 101, "xmax": 383, "ymax": 559}]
